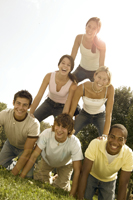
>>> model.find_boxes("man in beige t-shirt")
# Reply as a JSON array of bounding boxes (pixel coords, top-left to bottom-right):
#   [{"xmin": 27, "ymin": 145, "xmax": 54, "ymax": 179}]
[{"xmin": 0, "ymin": 90, "xmax": 40, "ymax": 177}]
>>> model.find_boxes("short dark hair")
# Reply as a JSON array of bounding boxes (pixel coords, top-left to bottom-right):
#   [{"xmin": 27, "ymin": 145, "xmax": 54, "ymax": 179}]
[
  {"xmin": 109, "ymin": 124, "xmax": 128, "ymax": 139},
  {"xmin": 13, "ymin": 90, "xmax": 33, "ymax": 106},
  {"xmin": 52, "ymin": 113, "xmax": 75, "ymax": 136}
]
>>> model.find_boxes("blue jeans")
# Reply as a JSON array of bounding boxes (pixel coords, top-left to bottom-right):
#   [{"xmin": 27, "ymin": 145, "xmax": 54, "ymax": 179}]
[
  {"xmin": 0, "ymin": 139, "xmax": 33, "ymax": 178},
  {"xmin": 34, "ymin": 97, "xmax": 80, "ymax": 122},
  {"xmin": 73, "ymin": 65, "xmax": 95, "ymax": 83},
  {"xmin": 74, "ymin": 109, "xmax": 105, "ymax": 136},
  {"xmin": 34, "ymin": 97, "xmax": 64, "ymax": 122},
  {"xmin": 84, "ymin": 174, "xmax": 116, "ymax": 200}
]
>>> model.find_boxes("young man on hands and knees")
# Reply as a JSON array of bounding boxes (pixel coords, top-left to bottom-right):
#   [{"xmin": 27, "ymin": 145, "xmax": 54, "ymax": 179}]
[
  {"xmin": 0, "ymin": 90, "xmax": 40, "ymax": 177},
  {"xmin": 20, "ymin": 113, "xmax": 83, "ymax": 197},
  {"xmin": 78, "ymin": 124, "xmax": 133, "ymax": 200}
]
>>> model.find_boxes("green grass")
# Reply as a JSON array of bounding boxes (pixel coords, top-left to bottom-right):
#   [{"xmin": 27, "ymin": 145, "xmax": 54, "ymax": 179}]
[{"xmin": 0, "ymin": 166, "xmax": 98, "ymax": 200}]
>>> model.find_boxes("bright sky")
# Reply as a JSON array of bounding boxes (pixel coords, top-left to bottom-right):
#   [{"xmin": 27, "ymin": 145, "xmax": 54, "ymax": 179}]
[{"xmin": 0, "ymin": 0, "xmax": 133, "ymax": 124}]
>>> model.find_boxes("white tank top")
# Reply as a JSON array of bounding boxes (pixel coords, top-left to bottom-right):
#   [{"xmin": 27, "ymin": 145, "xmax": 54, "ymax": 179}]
[
  {"xmin": 82, "ymin": 84, "xmax": 107, "ymax": 114},
  {"xmin": 48, "ymin": 72, "xmax": 73, "ymax": 104},
  {"xmin": 80, "ymin": 35, "xmax": 100, "ymax": 71}
]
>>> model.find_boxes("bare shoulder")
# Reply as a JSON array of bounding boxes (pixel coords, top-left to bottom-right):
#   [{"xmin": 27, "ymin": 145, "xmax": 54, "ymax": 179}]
[
  {"xmin": 70, "ymin": 82, "xmax": 77, "ymax": 91},
  {"xmin": 84, "ymin": 81, "xmax": 92, "ymax": 89},
  {"xmin": 107, "ymin": 84, "xmax": 114, "ymax": 97},
  {"xmin": 42, "ymin": 72, "xmax": 52, "ymax": 84},
  {"xmin": 76, "ymin": 34, "xmax": 83, "ymax": 44}
]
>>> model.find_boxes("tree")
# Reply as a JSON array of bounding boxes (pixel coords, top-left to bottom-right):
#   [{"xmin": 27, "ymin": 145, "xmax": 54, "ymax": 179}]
[
  {"xmin": 40, "ymin": 121, "xmax": 51, "ymax": 133},
  {"xmin": 112, "ymin": 86, "xmax": 133, "ymax": 127},
  {"xmin": 0, "ymin": 102, "xmax": 7, "ymax": 112},
  {"xmin": 0, "ymin": 102, "xmax": 7, "ymax": 150}
]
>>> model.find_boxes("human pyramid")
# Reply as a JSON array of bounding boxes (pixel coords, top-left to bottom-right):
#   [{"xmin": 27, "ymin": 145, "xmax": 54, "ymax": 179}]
[{"xmin": 0, "ymin": 17, "xmax": 133, "ymax": 200}]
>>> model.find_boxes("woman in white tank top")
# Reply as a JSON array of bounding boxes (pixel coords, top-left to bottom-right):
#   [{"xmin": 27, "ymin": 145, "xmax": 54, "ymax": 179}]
[
  {"xmin": 29, "ymin": 55, "xmax": 79, "ymax": 122},
  {"xmin": 71, "ymin": 17, "xmax": 106, "ymax": 82},
  {"xmin": 69, "ymin": 66, "xmax": 114, "ymax": 137}
]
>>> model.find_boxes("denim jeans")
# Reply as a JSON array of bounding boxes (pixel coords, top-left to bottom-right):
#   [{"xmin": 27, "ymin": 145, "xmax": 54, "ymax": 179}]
[
  {"xmin": 84, "ymin": 174, "xmax": 116, "ymax": 200},
  {"xmin": 74, "ymin": 109, "xmax": 105, "ymax": 136},
  {"xmin": 34, "ymin": 97, "xmax": 64, "ymax": 122},
  {"xmin": 73, "ymin": 65, "xmax": 95, "ymax": 83},
  {"xmin": 34, "ymin": 97, "xmax": 80, "ymax": 122},
  {"xmin": 0, "ymin": 139, "xmax": 33, "ymax": 178}
]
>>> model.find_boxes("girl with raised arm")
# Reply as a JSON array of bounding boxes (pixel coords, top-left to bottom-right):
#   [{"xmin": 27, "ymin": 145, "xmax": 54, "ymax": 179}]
[{"xmin": 30, "ymin": 55, "xmax": 78, "ymax": 122}]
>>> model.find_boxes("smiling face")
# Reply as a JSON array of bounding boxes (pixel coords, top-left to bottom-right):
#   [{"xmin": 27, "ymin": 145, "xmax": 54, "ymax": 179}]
[
  {"xmin": 85, "ymin": 20, "xmax": 98, "ymax": 39},
  {"xmin": 13, "ymin": 97, "xmax": 30, "ymax": 121},
  {"xmin": 106, "ymin": 128, "xmax": 126, "ymax": 155},
  {"xmin": 93, "ymin": 71, "xmax": 109, "ymax": 91},
  {"xmin": 54, "ymin": 122, "xmax": 68, "ymax": 143},
  {"xmin": 58, "ymin": 57, "xmax": 71, "ymax": 75}
]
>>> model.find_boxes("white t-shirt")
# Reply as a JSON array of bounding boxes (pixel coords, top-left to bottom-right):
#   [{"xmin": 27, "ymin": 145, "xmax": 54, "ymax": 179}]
[
  {"xmin": 0, "ymin": 109, "xmax": 40, "ymax": 149},
  {"xmin": 37, "ymin": 128, "xmax": 84, "ymax": 167}
]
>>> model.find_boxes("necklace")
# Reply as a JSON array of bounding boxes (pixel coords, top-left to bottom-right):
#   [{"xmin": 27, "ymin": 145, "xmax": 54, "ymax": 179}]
[{"xmin": 92, "ymin": 82, "xmax": 103, "ymax": 93}]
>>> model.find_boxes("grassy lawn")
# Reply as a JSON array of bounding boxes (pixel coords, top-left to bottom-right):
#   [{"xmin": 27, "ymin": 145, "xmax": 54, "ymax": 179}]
[{"xmin": 0, "ymin": 166, "xmax": 99, "ymax": 200}]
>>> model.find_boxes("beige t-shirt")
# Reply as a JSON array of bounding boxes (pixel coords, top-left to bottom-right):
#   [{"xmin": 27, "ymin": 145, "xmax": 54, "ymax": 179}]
[{"xmin": 0, "ymin": 109, "xmax": 40, "ymax": 149}]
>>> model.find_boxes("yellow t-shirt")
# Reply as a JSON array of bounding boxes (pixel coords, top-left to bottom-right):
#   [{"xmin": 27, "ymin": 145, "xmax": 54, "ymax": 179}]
[{"xmin": 85, "ymin": 139, "xmax": 133, "ymax": 182}]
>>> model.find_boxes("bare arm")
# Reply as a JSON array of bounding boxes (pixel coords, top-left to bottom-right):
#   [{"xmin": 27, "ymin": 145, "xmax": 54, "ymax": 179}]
[
  {"xmin": 117, "ymin": 170, "xmax": 131, "ymax": 200},
  {"xmin": 20, "ymin": 145, "xmax": 42, "ymax": 178},
  {"xmin": 11, "ymin": 137, "xmax": 38, "ymax": 175},
  {"xmin": 77, "ymin": 158, "xmax": 93, "ymax": 200},
  {"xmin": 63, "ymin": 83, "xmax": 77, "ymax": 114},
  {"xmin": 69, "ymin": 160, "xmax": 82, "ymax": 197},
  {"xmin": 69, "ymin": 84, "xmax": 83, "ymax": 117},
  {"xmin": 71, "ymin": 35, "xmax": 81, "ymax": 60},
  {"xmin": 30, "ymin": 73, "xmax": 51, "ymax": 115},
  {"xmin": 102, "ymin": 85, "xmax": 114, "ymax": 136},
  {"xmin": 99, "ymin": 45, "xmax": 106, "ymax": 67}
]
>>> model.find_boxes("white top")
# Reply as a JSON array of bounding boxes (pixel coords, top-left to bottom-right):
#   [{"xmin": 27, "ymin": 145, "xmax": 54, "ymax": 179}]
[
  {"xmin": 80, "ymin": 35, "xmax": 100, "ymax": 71},
  {"xmin": 0, "ymin": 109, "xmax": 40, "ymax": 149},
  {"xmin": 82, "ymin": 85, "xmax": 107, "ymax": 114},
  {"xmin": 37, "ymin": 128, "xmax": 84, "ymax": 167},
  {"xmin": 48, "ymin": 72, "xmax": 73, "ymax": 104},
  {"xmin": 105, "ymin": 150, "xmax": 119, "ymax": 164}
]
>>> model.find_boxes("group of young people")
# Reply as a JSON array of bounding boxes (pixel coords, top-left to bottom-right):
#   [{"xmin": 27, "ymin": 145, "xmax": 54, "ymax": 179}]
[{"xmin": 0, "ymin": 17, "xmax": 133, "ymax": 200}]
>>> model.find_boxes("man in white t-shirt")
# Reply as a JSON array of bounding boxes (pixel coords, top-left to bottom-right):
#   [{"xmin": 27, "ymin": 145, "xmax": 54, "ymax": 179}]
[
  {"xmin": 0, "ymin": 90, "xmax": 40, "ymax": 177},
  {"xmin": 20, "ymin": 113, "xmax": 83, "ymax": 197},
  {"xmin": 77, "ymin": 124, "xmax": 133, "ymax": 200}
]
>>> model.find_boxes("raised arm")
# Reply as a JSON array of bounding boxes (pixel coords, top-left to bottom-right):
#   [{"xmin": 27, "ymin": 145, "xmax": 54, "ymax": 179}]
[
  {"xmin": 99, "ymin": 48, "xmax": 106, "ymax": 67},
  {"xmin": 20, "ymin": 145, "xmax": 42, "ymax": 178},
  {"xmin": 69, "ymin": 84, "xmax": 83, "ymax": 117},
  {"xmin": 11, "ymin": 137, "xmax": 38, "ymax": 175},
  {"xmin": 77, "ymin": 158, "xmax": 93, "ymax": 200},
  {"xmin": 71, "ymin": 35, "xmax": 81, "ymax": 60},
  {"xmin": 102, "ymin": 84, "xmax": 114, "ymax": 136},
  {"xmin": 30, "ymin": 73, "xmax": 51, "ymax": 115},
  {"xmin": 62, "ymin": 83, "xmax": 77, "ymax": 114},
  {"xmin": 117, "ymin": 170, "xmax": 131, "ymax": 200}
]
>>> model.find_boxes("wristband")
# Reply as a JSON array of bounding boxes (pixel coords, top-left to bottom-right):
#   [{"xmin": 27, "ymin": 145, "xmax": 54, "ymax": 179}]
[{"xmin": 102, "ymin": 134, "xmax": 108, "ymax": 138}]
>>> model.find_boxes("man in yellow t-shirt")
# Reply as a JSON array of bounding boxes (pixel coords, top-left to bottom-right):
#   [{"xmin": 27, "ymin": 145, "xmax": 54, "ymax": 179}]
[{"xmin": 78, "ymin": 124, "xmax": 133, "ymax": 200}]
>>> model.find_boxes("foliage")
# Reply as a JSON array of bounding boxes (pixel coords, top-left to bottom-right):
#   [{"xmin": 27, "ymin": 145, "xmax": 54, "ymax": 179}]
[
  {"xmin": 40, "ymin": 121, "xmax": 51, "ymax": 133},
  {"xmin": 0, "ymin": 102, "xmax": 7, "ymax": 150},
  {"xmin": 0, "ymin": 102, "xmax": 7, "ymax": 112},
  {"xmin": 112, "ymin": 86, "xmax": 133, "ymax": 127},
  {"xmin": 77, "ymin": 124, "xmax": 98, "ymax": 155},
  {"xmin": 126, "ymin": 105, "xmax": 133, "ymax": 149}
]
